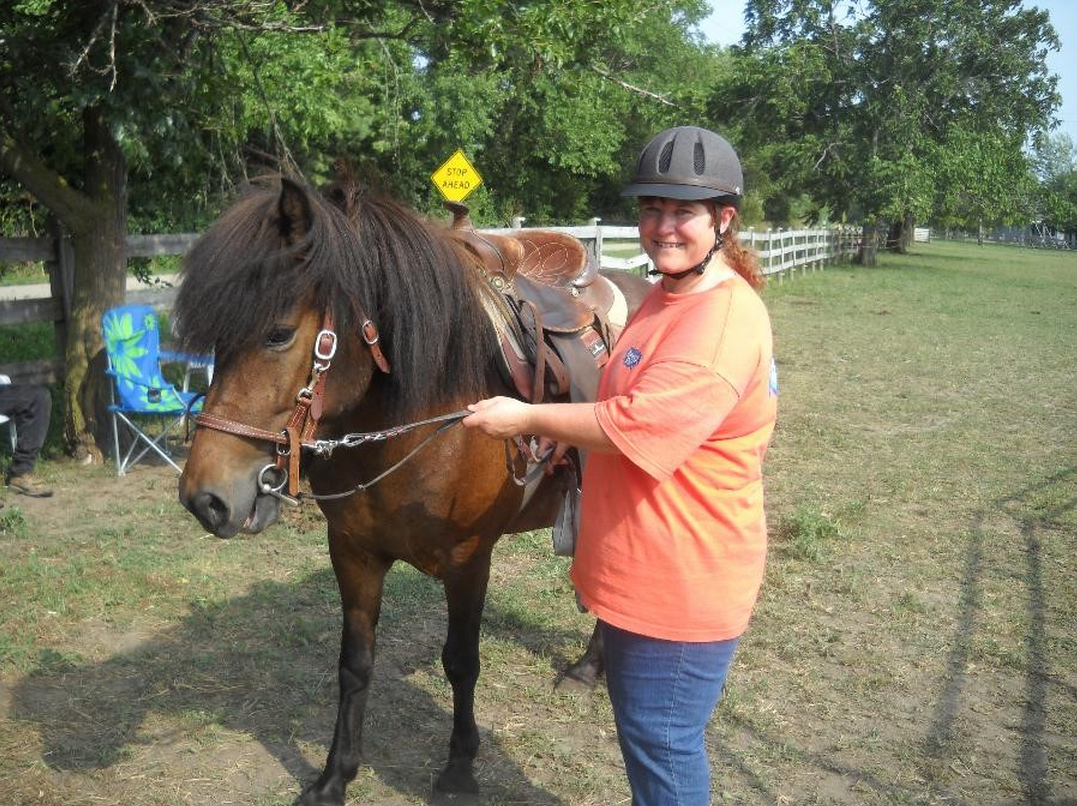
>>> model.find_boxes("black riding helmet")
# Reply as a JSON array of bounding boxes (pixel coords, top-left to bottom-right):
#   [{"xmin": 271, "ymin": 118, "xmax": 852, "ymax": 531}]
[
  {"xmin": 623, "ymin": 126, "xmax": 744, "ymax": 278},
  {"xmin": 622, "ymin": 126, "xmax": 743, "ymax": 208}
]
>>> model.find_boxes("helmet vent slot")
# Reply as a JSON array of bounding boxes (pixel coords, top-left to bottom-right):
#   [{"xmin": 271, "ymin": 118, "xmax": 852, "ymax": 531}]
[
  {"xmin": 694, "ymin": 141, "xmax": 705, "ymax": 174},
  {"xmin": 658, "ymin": 141, "xmax": 674, "ymax": 173}
]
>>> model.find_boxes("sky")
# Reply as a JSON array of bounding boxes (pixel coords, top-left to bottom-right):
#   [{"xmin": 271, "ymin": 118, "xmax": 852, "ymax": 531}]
[{"xmin": 699, "ymin": 1, "xmax": 1077, "ymax": 146}]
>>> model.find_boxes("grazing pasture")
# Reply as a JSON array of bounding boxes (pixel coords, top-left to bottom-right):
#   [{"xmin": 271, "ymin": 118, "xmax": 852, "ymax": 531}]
[{"xmin": 0, "ymin": 239, "xmax": 1074, "ymax": 805}]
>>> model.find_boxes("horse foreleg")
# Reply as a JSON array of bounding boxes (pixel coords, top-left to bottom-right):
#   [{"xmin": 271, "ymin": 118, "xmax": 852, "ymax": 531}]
[
  {"xmin": 435, "ymin": 553, "xmax": 493, "ymax": 795},
  {"xmin": 557, "ymin": 621, "xmax": 605, "ymax": 690},
  {"xmin": 303, "ymin": 547, "xmax": 388, "ymax": 806}
]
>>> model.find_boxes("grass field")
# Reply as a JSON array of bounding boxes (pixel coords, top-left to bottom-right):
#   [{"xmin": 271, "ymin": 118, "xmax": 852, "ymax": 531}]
[{"xmin": 0, "ymin": 239, "xmax": 1074, "ymax": 805}]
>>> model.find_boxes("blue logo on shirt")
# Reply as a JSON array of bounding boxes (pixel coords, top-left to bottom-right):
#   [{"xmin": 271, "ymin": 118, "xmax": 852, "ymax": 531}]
[
  {"xmin": 623, "ymin": 347, "xmax": 643, "ymax": 368},
  {"xmin": 769, "ymin": 358, "xmax": 779, "ymax": 397}
]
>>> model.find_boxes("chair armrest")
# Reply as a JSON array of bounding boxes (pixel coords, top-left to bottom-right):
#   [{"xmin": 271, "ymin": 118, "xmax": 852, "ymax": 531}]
[{"xmin": 161, "ymin": 348, "xmax": 213, "ymax": 365}]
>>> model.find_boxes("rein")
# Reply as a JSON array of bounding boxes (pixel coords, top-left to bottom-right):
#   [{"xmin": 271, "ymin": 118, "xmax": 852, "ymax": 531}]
[{"xmin": 193, "ymin": 311, "xmax": 467, "ymax": 504}]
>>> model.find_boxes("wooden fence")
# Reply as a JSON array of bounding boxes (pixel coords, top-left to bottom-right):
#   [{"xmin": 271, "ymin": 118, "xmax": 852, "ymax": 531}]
[
  {"xmin": 500, "ymin": 218, "xmax": 860, "ymax": 277},
  {"xmin": 0, "ymin": 224, "xmax": 856, "ymax": 384}
]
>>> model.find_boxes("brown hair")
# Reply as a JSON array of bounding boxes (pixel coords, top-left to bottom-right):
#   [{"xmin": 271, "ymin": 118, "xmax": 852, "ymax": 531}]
[{"xmin": 721, "ymin": 210, "xmax": 764, "ymax": 289}]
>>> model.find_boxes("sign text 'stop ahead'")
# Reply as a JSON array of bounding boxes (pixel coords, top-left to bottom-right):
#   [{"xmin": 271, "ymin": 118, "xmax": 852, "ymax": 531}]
[{"xmin": 431, "ymin": 150, "xmax": 483, "ymax": 203}]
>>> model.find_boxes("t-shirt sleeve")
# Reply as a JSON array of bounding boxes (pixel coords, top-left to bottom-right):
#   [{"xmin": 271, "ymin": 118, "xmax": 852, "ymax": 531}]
[{"xmin": 594, "ymin": 360, "xmax": 739, "ymax": 482}]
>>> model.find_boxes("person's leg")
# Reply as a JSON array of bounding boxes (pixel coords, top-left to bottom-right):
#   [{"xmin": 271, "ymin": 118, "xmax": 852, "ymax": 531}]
[
  {"xmin": 601, "ymin": 621, "xmax": 739, "ymax": 806},
  {"xmin": 0, "ymin": 384, "xmax": 51, "ymax": 477}
]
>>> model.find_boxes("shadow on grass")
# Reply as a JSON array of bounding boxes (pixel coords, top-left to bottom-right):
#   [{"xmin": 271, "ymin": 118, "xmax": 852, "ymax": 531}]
[
  {"xmin": 10, "ymin": 565, "xmax": 584, "ymax": 805},
  {"xmin": 923, "ymin": 467, "xmax": 1076, "ymax": 806},
  {"xmin": 716, "ymin": 709, "xmax": 1077, "ymax": 806}
]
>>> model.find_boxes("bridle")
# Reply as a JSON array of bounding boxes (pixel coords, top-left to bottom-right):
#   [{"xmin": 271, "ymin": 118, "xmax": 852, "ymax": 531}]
[{"xmin": 193, "ymin": 310, "xmax": 468, "ymax": 504}]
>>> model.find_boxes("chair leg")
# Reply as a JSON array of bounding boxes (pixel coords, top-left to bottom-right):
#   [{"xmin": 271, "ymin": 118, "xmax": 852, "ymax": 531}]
[
  {"xmin": 112, "ymin": 413, "xmax": 124, "ymax": 476},
  {"xmin": 114, "ymin": 411, "xmax": 184, "ymax": 474}
]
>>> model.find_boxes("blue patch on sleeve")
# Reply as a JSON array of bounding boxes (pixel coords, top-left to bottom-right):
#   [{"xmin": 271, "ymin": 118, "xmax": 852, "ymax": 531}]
[
  {"xmin": 623, "ymin": 347, "xmax": 643, "ymax": 368},
  {"xmin": 769, "ymin": 358, "xmax": 779, "ymax": 397}
]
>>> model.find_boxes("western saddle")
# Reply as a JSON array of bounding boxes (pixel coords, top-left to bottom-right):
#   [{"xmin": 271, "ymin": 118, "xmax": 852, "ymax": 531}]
[{"xmin": 444, "ymin": 202, "xmax": 622, "ymax": 407}]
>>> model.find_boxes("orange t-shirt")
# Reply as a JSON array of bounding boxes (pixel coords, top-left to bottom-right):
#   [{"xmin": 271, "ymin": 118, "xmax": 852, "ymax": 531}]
[{"xmin": 569, "ymin": 272, "xmax": 777, "ymax": 641}]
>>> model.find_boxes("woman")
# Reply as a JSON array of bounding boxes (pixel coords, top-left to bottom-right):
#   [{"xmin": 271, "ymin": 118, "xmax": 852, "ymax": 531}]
[{"xmin": 464, "ymin": 126, "xmax": 777, "ymax": 806}]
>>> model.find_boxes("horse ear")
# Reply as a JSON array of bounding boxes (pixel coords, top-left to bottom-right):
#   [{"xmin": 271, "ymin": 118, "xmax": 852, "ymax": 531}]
[{"xmin": 278, "ymin": 177, "xmax": 312, "ymax": 243}]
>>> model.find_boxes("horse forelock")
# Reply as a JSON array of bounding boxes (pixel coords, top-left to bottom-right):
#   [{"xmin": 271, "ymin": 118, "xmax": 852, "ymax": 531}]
[{"xmin": 175, "ymin": 179, "xmax": 498, "ymax": 419}]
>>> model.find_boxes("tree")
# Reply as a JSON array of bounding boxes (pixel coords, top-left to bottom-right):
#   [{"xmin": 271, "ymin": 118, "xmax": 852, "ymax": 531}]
[
  {"xmin": 385, "ymin": 0, "xmax": 722, "ymax": 224},
  {"xmin": 934, "ymin": 125, "xmax": 1035, "ymax": 244},
  {"xmin": 713, "ymin": 0, "xmax": 1060, "ymax": 263},
  {"xmin": 2, "ymin": 0, "xmax": 717, "ymax": 455},
  {"xmin": 1032, "ymin": 133, "xmax": 1077, "ymax": 244},
  {"xmin": 0, "ymin": 1, "xmax": 393, "ymax": 455}
]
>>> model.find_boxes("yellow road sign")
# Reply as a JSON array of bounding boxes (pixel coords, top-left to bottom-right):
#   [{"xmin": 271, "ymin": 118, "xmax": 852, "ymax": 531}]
[{"xmin": 431, "ymin": 150, "xmax": 483, "ymax": 202}]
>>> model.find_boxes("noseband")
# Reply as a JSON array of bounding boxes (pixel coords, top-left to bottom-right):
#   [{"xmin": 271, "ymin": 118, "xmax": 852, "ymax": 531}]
[{"xmin": 194, "ymin": 311, "xmax": 464, "ymax": 503}]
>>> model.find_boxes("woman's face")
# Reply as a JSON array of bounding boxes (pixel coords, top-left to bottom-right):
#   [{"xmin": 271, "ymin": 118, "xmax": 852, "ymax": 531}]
[{"xmin": 637, "ymin": 197, "xmax": 718, "ymax": 276}]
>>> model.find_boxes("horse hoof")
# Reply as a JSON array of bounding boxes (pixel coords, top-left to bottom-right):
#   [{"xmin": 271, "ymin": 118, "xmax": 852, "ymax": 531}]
[
  {"xmin": 554, "ymin": 671, "xmax": 597, "ymax": 692},
  {"xmin": 435, "ymin": 763, "xmax": 480, "ymax": 796},
  {"xmin": 555, "ymin": 660, "xmax": 602, "ymax": 691},
  {"xmin": 297, "ymin": 782, "xmax": 345, "ymax": 806}
]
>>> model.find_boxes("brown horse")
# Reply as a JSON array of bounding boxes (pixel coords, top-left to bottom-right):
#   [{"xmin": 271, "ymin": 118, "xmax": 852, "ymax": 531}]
[{"xmin": 175, "ymin": 177, "xmax": 649, "ymax": 806}]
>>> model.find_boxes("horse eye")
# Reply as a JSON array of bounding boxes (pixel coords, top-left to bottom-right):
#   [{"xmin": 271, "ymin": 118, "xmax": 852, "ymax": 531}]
[{"xmin": 265, "ymin": 326, "xmax": 296, "ymax": 349}]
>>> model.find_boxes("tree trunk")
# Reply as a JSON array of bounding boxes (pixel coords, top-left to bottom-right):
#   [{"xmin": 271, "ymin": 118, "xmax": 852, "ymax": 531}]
[
  {"xmin": 63, "ymin": 107, "xmax": 128, "ymax": 459},
  {"xmin": 886, "ymin": 212, "xmax": 915, "ymax": 253},
  {"xmin": 2, "ymin": 104, "xmax": 129, "ymax": 460},
  {"xmin": 902, "ymin": 212, "xmax": 914, "ymax": 251},
  {"xmin": 887, "ymin": 219, "xmax": 903, "ymax": 253},
  {"xmin": 856, "ymin": 221, "xmax": 879, "ymax": 266},
  {"xmin": 977, "ymin": 217, "xmax": 985, "ymax": 247}
]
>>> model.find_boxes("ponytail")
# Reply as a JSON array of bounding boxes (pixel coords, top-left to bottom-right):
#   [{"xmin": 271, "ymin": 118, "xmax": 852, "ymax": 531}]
[{"xmin": 721, "ymin": 211, "xmax": 764, "ymax": 290}]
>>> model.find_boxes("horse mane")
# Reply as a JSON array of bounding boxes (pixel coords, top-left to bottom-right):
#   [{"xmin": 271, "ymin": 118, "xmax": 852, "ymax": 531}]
[{"xmin": 175, "ymin": 176, "xmax": 500, "ymax": 419}]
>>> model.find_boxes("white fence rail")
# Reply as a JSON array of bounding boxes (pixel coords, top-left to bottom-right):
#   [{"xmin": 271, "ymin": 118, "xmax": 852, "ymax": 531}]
[
  {"xmin": 491, "ymin": 220, "xmax": 860, "ymax": 278},
  {"xmin": 0, "ymin": 221, "xmax": 858, "ymax": 382}
]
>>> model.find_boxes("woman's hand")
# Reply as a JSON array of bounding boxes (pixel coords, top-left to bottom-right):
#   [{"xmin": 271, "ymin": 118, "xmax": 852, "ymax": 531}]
[
  {"xmin": 535, "ymin": 436, "xmax": 571, "ymax": 475},
  {"xmin": 463, "ymin": 396, "xmax": 533, "ymax": 440},
  {"xmin": 465, "ymin": 398, "xmax": 616, "ymax": 456}
]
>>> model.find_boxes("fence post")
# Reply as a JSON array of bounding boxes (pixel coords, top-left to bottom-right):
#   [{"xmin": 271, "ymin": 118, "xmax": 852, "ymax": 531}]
[
  {"xmin": 778, "ymin": 228, "xmax": 785, "ymax": 279},
  {"xmin": 590, "ymin": 217, "xmax": 603, "ymax": 267},
  {"xmin": 765, "ymin": 230, "xmax": 779, "ymax": 284}
]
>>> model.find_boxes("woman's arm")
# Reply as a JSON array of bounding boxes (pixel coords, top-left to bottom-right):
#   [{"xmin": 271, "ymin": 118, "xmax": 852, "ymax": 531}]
[{"xmin": 463, "ymin": 396, "xmax": 618, "ymax": 453}]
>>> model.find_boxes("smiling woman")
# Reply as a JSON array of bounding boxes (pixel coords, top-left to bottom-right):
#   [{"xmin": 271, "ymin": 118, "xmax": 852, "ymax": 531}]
[
  {"xmin": 625, "ymin": 125, "xmax": 762, "ymax": 293},
  {"xmin": 464, "ymin": 125, "xmax": 776, "ymax": 806},
  {"xmin": 637, "ymin": 197, "xmax": 728, "ymax": 278}
]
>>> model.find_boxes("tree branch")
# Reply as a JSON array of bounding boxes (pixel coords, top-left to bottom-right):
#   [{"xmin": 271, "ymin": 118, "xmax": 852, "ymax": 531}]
[
  {"xmin": 237, "ymin": 33, "xmax": 301, "ymax": 177},
  {"xmin": 0, "ymin": 97, "xmax": 96, "ymax": 230},
  {"xmin": 590, "ymin": 65, "xmax": 675, "ymax": 107}
]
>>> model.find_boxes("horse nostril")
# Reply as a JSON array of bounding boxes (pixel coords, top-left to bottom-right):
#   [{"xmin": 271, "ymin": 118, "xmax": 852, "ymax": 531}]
[{"xmin": 191, "ymin": 491, "xmax": 230, "ymax": 533}]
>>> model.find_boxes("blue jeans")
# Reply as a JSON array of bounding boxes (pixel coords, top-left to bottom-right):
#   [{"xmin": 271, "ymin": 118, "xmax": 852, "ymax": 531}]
[{"xmin": 601, "ymin": 621, "xmax": 740, "ymax": 806}]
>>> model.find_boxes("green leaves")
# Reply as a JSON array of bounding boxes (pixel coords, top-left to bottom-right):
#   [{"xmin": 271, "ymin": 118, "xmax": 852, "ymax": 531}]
[
  {"xmin": 1033, "ymin": 133, "xmax": 1077, "ymax": 233},
  {"xmin": 1, "ymin": 0, "xmax": 732, "ymax": 232},
  {"xmin": 727, "ymin": 0, "xmax": 1060, "ymax": 231}
]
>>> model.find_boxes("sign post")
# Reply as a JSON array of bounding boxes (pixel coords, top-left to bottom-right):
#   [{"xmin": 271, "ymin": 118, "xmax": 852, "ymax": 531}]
[{"xmin": 430, "ymin": 150, "xmax": 483, "ymax": 203}]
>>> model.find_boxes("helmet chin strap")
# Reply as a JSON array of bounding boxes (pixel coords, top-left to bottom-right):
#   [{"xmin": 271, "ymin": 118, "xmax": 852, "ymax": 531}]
[{"xmin": 647, "ymin": 227, "xmax": 726, "ymax": 281}]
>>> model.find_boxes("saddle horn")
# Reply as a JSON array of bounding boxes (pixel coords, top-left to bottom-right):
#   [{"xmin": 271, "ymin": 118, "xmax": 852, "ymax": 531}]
[{"xmin": 444, "ymin": 201, "xmax": 474, "ymax": 230}]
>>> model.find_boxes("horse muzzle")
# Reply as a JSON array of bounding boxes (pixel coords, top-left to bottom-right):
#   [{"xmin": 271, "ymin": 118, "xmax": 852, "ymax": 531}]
[{"xmin": 178, "ymin": 473, "xmax": 282, "ymax": 538}]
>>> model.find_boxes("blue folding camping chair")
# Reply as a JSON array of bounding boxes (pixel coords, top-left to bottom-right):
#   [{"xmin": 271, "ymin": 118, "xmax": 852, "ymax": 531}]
[{"xmin": 102, "ymin": 304, "xmax": 209, "ymax": 475}]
